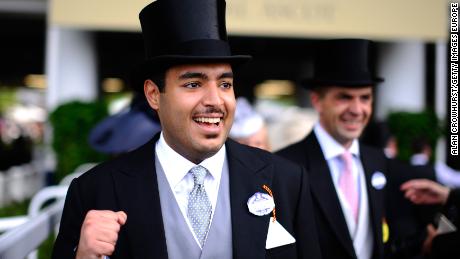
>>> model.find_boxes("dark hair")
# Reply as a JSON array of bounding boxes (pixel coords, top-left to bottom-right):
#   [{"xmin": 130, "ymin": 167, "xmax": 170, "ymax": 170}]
[
  {"xmin": 128, "ymin": 66, "xmax": 166, "ymax": 94},
  {"xmin": 149, "ymin": 70, "xmax": 166, "ymax": 92},
  {"xmin": 411, "ymin": 136, "xmax": 431, "ymax": 154},
  {"xmin": 310, "ymin": 86, "xmax": 328, "ymax": 97}
]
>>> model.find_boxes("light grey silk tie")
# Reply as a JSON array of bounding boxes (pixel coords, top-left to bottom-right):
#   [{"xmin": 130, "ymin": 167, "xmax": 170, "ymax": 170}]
[{"xmin": 187, "ymin": 165, "xmax": 212, "ymax": 247}]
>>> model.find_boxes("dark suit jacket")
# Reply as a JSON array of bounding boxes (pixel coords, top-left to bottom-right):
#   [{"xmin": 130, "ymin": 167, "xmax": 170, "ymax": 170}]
[
  {"xmin": 429, "ymin": 188, "xmax": 460, "ymax": 259},
  {"xmin": 52, "ymin": 136, "xmax": 321, "ymax": 259},
  {"xmin": 276, "ymin": 132, "xmax": 386, "ymax": 259},
  {"xmin": 384, "ymin": 159, "xmax": 439, "ymax": 259}
]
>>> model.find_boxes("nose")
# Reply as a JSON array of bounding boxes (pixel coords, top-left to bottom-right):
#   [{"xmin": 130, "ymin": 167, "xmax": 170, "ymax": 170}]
[
  {"xmin": 348, "ymin": 98, "xmax": 363, "ymax": 115},
  {"xmin": 202, "ymin": 83, "xmax": 224, "ymax": 106}
]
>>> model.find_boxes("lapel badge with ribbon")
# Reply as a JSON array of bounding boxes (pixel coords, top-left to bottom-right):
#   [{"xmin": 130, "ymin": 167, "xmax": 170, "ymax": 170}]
[{"xmin": 247, "ymin": 184, "xmax": 276, "ymax": 220}]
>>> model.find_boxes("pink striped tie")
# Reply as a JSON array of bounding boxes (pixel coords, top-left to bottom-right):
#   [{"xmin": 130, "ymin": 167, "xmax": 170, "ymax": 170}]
[{"xmin": 339, "ymin": 150, "xmax": 359, "ymax": 223}]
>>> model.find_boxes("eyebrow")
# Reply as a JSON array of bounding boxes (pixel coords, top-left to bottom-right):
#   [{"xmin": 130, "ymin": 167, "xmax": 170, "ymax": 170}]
[
  {"xmin": 178, "ymin": 71, "xmax": 234, "ymax": 80},
  {"xmin": 337, "ymin": 92, "xmax": 353, "ymax": 97},
  {"xmin": 219, "ymin": 72, "xmax": 234, "ymax": 79},
  {"xmin": 336, "ymin": 91, "xmax": 373, "ymax": 99},
  {"xmin": 179, "ymin": 72, "xmax": 207, "ymax": 80}
]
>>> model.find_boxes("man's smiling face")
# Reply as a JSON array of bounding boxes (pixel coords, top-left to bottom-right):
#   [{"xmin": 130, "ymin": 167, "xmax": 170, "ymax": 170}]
[
  {"xmin": 311, "ymin": 86, "xmax": 373, "ymax": 148},
  {"xmin": 145, "ymin": 63, "xmax": 235, "ymax": 163}
]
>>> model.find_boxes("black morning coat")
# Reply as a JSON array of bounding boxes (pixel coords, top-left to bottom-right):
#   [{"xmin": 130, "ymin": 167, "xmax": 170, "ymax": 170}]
[
  {"xmin": 52, "ymin": 134, "xmax": 322, "ymax": 259},
  {"xmin": 276, "ymin": 132, "xmax": 386, "ymax": 259}
]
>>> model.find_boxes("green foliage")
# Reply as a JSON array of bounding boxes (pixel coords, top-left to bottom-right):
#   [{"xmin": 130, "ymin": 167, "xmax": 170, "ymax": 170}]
[
  {"xmin": 0, "ymin": 87, "xmax": 17, "ymax": 114},
  {"xmin": 49, "ymin": 101, "xmax": 108, "ymax": 182},
  {"xmin": 0, "ymin": 199, "xmax": 29, "ymax": 217},
  {"xmin": 387, "ymin": 110, "xmax": 443, "ymax": 162},
  {"xmin": 38, "ymin": 234, "xmax": 55, "ymax": 259}
]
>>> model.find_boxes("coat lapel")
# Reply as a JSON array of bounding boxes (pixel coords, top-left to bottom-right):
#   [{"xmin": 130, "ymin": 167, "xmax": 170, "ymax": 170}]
[
  {"xmin": 112, "ymin": 137, "xmax": 168, "ymax": 259},
  {"xmin": 304, "ymin": 134, "xmax": 356, "ymax": 258},
  {"xmin": 226, "ymin": 140, "xmax": 273, "ymax": 259}
]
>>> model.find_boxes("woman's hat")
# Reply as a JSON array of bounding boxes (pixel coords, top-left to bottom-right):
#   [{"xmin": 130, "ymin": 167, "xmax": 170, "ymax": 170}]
[
  {"xmin": 229, "ymin": 97, "xmax": 265, "ymax": 139},
  {"xmin": 88, "ymin": 95, "xmax": 161, "ymax": 154}
]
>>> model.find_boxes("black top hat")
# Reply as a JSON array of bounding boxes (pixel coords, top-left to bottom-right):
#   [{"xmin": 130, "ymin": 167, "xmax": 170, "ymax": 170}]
[
  {"xmin": 138, "ymin": 0, "xmax": 251, "ymax": 77},
  {"xmin": 303, "ymin": 39, "xmax": 383, "ymax": 88}
]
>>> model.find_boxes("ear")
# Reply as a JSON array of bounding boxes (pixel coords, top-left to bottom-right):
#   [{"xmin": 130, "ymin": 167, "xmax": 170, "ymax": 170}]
[
  {"xmin": 309, "ymin": 91, "xmax": 321, "ymax": 112},
  {"xmin": 144, "ymin": 79, "xmax": 160, "ymax": 111}
]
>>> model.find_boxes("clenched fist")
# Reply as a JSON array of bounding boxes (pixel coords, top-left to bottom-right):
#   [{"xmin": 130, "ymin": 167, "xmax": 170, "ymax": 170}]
[{"xmin": 76, "ymin": 210, "xmax": 127, "ymax": 259}]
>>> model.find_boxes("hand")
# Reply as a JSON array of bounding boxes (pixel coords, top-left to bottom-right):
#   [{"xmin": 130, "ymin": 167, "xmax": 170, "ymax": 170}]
[
  {"xmin": 400, "ymin": 179, "xmax": 450, "ymax": 205},
  {"xmin": 421, "ymin": 224, "xmax": 437, "ymax": 255},
  {"xmin": 76, "ymin": 210, "xmax": 127, "ymax": 259}
]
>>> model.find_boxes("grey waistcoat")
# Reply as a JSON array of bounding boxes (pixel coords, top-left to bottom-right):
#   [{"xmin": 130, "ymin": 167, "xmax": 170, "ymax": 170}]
[{"xmin": 155, "ymin": 154, "xmax": 233, "ymax": 259}]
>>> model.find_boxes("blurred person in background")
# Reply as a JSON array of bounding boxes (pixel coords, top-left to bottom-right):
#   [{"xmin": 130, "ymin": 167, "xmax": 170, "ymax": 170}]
[
  {"xmin": 277, "ymin": 39, "xmax": 387, "ymax": 259},
  {"xmin": 0, "ymin": 118, "xmax": 33, "ymax": 170},
  {"xmin": 401, "ymin": 179, "xmax": 460, "ymax": 258},
  {"xmin": 410, "ymin": 136, "xmax": 460, "ymax": 188},
  {"xmin": 228, "ymin": 97, "xmax": 271, "ymax": 151}
]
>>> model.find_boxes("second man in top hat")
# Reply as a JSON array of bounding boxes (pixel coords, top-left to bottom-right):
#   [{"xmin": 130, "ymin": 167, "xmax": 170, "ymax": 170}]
[
  {"xmin": 277, "ymin": 39, "xmax": 387, "ymax": 259},
  {"xmin": 52, "ymin": 0, "xmax": 321, "ymax": 258}
]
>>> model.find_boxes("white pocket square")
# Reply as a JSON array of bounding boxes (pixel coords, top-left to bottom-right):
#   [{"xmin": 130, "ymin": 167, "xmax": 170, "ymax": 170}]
[{"xmin": 265, "ymin": 217, "xmax": 296, "ymax": 249}]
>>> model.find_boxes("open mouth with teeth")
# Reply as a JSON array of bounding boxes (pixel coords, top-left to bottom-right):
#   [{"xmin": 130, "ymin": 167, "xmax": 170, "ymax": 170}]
[
  {"xmin": 341, "ymin": 118, "xmax": 364, "ymax": 129},
  {"xmin": 193, "ymin": 117, "xmax": 222, "ymax": 126}
]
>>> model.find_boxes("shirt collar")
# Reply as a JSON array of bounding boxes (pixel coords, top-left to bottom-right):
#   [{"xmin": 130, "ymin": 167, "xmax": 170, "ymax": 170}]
[
  {"xmin": 313, "ymin": 123, "xmax": 360, "ymax": 160},
  {"xmin": 156, "ymin": 132, "xmax": 225, "ymax": 187},
  {"xmin": 410, "ymin": 153, "xmax": 429, "ymax": 166}
]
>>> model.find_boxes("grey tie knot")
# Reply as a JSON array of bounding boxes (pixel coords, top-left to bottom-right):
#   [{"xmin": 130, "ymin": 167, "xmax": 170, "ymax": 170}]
[{"xmin": 190, "ymin": 165, "xmax": 207, "ymax": 185}]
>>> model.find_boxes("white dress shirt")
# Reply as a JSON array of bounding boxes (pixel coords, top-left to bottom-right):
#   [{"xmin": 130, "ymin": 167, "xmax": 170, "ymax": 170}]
[{"xmin": 155, "ymin": 132, "xmax": 225, "ymax": 244}]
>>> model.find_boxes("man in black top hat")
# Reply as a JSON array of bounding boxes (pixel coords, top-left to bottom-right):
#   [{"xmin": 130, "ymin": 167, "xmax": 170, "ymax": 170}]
[
  {"xmin": 52, "ymin": 0, "xmax": 321, "ymax": 258},
  {"xmin": 277, "ymin": 39, "xmax": 387, "ymax": 259}
]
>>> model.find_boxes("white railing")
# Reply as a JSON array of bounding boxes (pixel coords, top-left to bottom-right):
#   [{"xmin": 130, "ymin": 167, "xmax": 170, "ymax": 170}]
[
  {"xmin": 0, "ymin": 199, "xmax": 64, "ymax": 259},
  {"xmin": 0, "ymin": 162, "xmax": 96, "ymax": 259},
  {"xmin": 0, "ymin": 216, "xmax": 28, "ymax": 233}
]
